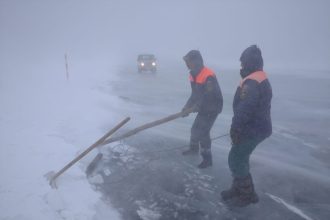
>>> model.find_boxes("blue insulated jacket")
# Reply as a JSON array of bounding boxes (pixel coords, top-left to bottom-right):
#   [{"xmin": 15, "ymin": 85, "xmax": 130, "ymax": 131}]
[{"xmin": 231, "ymin": 71, "xmax": 272, "ymax": 140}]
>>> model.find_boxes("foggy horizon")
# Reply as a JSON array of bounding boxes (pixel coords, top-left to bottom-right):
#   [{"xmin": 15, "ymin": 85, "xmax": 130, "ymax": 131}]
[{"xmin": 1, "ymin": 0, "xmax": 330, "ymax": 71}]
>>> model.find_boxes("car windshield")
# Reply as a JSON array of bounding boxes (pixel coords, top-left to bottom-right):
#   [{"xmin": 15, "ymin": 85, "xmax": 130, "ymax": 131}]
[{"xmin": 138, "ymin": 55, "xmax": 155, "ymax": 60}]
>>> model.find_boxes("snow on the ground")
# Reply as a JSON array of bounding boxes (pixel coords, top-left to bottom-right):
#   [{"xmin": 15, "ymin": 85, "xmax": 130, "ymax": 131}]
[
  {"xmin": 0, "ymin": 60, "xmax": 123, "ymax": 220},
  {"xmin": 266, "ymin": 193, "xmax": 314, "ymax": 220}
]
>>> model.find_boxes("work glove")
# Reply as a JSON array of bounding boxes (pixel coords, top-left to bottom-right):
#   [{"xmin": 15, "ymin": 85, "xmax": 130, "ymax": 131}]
[
  {"xmin": 230, "ymin": 128, "xmax": 240, "ymax": 145},
  {"xmin": 181, "ymin": 107, "xmax": 190, "ymax": 117},
  {"xmin": 192, "ymin": 104, "xmax": 200, "ymax": 113}
]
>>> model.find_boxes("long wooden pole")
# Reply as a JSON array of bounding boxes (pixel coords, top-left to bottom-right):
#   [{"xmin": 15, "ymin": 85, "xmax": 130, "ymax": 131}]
[
  {"xmin": 102, "ymin": 108, "xmax": 193, "ymax": 146},
  {"xmin": 49, "ymin": 117, "xmax": 130, "ymax": 187},
  {"xmin": 65, "ymin": 53, "xmax": 69, "ymax": 81}
]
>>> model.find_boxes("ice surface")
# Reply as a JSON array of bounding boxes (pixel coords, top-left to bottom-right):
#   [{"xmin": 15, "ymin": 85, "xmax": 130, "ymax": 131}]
[
  {"xmin": 89, "ymin": 66, "xmax": 330, "ymax": 219},
  {"xmin": 266, "ymin": 193, "xmax": 314, "ymax": 220}
]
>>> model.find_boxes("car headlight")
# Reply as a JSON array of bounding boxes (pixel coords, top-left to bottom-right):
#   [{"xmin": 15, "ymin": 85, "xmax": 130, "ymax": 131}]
[
  {"xmin": 140, "ymin": 62, "xmax": 144, "ymax": 66},
  {"xmin": 152, "ymin": 62, "xmax": 156, "ymax": 66}
]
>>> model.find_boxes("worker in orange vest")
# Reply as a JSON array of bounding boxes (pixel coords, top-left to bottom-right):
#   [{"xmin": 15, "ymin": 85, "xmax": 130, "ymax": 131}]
[
  {"xmin": 221, "ymin": 45, "xmax": 273, "ymax": 207},
  {"xmin": 181, "ymin": 50, "xmax": 223, "ymax": 168}
]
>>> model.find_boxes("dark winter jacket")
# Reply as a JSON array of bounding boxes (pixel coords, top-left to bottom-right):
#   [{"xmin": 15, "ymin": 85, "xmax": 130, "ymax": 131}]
[
  {"xmin": 231, "ymin": 71, "xmax": 272, "ymax": 141},
  {"xmin": 184, "ymin": 67, "xmax": 223, "ymax": 115}
]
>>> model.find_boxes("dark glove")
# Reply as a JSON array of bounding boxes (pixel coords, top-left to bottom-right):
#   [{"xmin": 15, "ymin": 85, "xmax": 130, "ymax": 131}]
[
  {"xmin": 230, "ymin": 128, "xmax": 240, "ymax": 145},
  {"xmin": 192, "ymin": 104, "xmax": 200, "ymax": 113},
  {"xmin": 181, "ymin": 107, "xmax": 190, "ymax": 117}
]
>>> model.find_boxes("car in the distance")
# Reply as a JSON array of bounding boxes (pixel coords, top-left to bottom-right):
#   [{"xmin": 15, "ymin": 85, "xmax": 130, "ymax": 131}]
[{"xmin": 137, "ymin": 54, "xmax": 157, "ymax": 73}]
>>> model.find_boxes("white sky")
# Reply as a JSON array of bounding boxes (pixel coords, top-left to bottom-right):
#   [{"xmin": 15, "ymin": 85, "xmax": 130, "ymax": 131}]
[{"xmin": 1, "ymin": 0, "xmax": 329, "ymax": 70}]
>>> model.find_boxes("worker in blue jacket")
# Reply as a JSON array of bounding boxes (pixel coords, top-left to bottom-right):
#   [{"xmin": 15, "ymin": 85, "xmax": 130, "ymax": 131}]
[{"xmin": 221, "ymin": 45, "xmax": 272, "ymax": 207}]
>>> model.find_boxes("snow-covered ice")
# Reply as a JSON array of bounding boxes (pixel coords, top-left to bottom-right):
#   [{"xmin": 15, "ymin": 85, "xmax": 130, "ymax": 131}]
[
  {"xmin": 0, "ymin": 60, "xmax": 123, "ymax": 219},
  {"xmin": 266, "ymin": 193, "xmax": 314, "ymax": 220}
]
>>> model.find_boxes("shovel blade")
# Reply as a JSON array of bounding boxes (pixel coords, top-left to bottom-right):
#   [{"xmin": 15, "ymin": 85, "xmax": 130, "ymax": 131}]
[{"xmin": 44, "ymin": 171, "xmax": 57, "ymax": 189}]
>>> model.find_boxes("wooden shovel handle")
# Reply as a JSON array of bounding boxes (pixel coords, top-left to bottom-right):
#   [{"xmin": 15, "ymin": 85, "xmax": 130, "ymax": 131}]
[
  {"xmin": 102, "ymin": 108, "xmax": 194, "ymax": 146},
  {"xmin": 50, "ymin": 117, "xmax": 130, "ymax": 183}
]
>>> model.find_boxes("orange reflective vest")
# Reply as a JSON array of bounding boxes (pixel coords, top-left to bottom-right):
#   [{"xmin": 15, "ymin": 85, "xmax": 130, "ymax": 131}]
[
  {"xmin": 189, "ymin": 67, "xmax": 215, "ymax": 84},
  {"xmin": 239, "ymin": 71, "xmax": 267, "ymax": 88}
]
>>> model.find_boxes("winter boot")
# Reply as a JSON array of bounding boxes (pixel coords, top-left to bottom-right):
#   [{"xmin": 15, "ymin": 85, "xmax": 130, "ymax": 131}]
[
  {"xmin": 182, "ymin": 143, "xmax": 199, "ymax": 156},
  {"xmin": 229, "ymin": 174, "xmax": 259, "ymax": 207},
  {"xmin": 197, "ymin": 150, "xmax": 213, "ymax": 169},
  {"xmin": 221, "ymin": 177, "xmax": 239, "ymax": 201}
]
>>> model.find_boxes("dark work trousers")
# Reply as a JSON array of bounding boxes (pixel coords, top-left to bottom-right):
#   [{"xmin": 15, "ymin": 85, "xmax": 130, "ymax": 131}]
[
  {"xmin": 228, "ymin": 138, "xmax": 263, "ymax": 178},
  {"xmin": 190, "ymin": 113, "xmax": 218, "ymax": 154}
]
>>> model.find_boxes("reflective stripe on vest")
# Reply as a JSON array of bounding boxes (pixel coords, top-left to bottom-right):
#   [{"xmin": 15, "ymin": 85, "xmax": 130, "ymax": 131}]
[
  {"xmin": 239, "ymin": 71, "xmax": 267, "ymax": 87},
  {"xmin": 189, "ymin": 67, "xmax": 215, "ymax": 84}
]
